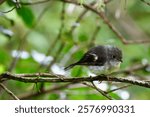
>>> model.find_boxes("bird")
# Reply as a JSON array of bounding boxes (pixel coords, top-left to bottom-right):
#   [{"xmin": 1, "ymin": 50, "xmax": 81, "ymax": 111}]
[{"xmin": 64, "ymin": 45, "xmax": 122, "ymax": 75}]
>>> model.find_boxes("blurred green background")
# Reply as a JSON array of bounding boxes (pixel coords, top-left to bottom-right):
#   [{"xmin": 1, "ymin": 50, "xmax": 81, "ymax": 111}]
[{"xmin": 0, "ymin": 0, "xmax": 150, "ymax": 100}]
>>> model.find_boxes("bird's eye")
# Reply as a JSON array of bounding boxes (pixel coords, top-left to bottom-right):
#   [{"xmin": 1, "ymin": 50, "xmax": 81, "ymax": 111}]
[{"xmin": 112, "ymin": 55, "xmax": 116, "ymax": 58}]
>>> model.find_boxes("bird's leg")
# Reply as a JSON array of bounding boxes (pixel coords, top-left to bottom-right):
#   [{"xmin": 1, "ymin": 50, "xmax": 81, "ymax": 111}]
[
  {"xmin": 98, "ymin": 80, "xmax": 102, "ymax": 84},
  {"xmin": 89, "ymin": 75, "xmax": 93, "ymax": 79}
]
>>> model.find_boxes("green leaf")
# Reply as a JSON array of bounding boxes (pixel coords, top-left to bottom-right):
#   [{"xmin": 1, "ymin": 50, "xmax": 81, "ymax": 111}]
[
  {"xmin": 16, "ymin": 6, "xmax": 35, "ymax": 27},
  {"xmin": 6, "ymin": 0, "xmax": 14, "ymax": 6},
  {"xmin": 109, "ymin": 92, "xmax": 121, "ymax": 100},
  {"xmin": 67, "ymin": 87, "xmax": 108, "ymax": 100},
  {"xmin": 0, "ymin": 48, "xmax": 10, "ymax": 65},
  {"xmin": 15, "ymin": 58, "xmax": 38, "ymax": 73},
  {"xmin": 0, "ymin": 64, "xmax": 5, "ymax": 74},
  {"xmin": 48, "ymin": 93, "xmax": 60, "ymax": 100},
  {"xmin": 78, "ymin": 33, "xmax": 88, "ymax": 42},
  {"xmin": 71, "ymin": 67, "xmax": 83, "ymax": 77}
]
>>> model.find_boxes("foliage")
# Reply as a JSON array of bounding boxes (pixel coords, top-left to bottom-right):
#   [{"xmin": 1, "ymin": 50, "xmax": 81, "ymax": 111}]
[{"xmin": 0, "ymin": 0, "xmax": 150, "ymax": 100}]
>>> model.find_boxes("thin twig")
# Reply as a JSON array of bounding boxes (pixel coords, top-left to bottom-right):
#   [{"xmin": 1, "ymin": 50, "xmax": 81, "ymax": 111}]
[
  {"xmin": 0, "ymin": 7, "xmax": 16, "ymax": 14},
  {"xmin": 8, "ymin": 5, "xmax": 51, "ymax": 72},
  {"xmin": 16, "ymin": 0, "xmax": 150, "ymax": 44},
  {"xmin": 88, "ymin": 22, "xmax": 101, "ymax": 47},
  {"xmin": 0, "ymin": 83, "xmax": 19, "ymax": 100},
  {"xmin": 37, "ymin": 2, "xmax": 66, "ymax": 71},
  {"xmin": 141, "ymin": 0, "xmax": 150, "ymax": 6},
  {"xmin": 106, "ymin": 84, "xmax": 132, "ymax": 94},
  {"xmin": 69, "ymin": 1, "xmax": 96, "ymax": 34},
  {"xmin": 91, "ymin": 81, "xmax": 113, "ymax": 100},
  {"xmin": 69, "ymin": 9, "xmax": 87, "ymax": 34},
  {"xmin": 83, "ymin": 82, "xmax": 132, "ymax": 95},
  {"xmin": 45, "ymin": 3, "xmax": 66, "ymax": 71},
  {"xmin": 59, "ymin": 0, "xmax": 150, "ymax": 44}
]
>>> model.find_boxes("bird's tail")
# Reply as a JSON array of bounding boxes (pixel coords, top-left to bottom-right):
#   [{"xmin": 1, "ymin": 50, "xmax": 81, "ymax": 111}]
[{"xmin": 64, "ymin": 63, "xmax": 77, "ymax": 71}]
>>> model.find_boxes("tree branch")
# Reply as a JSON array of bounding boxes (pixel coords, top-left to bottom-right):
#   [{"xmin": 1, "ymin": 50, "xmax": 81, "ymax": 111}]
[
  {"xmin": 59, "ymin": 0, "xmax": 150, "ymax": 44},
  {"xmin": 0, "ymin": 83, "xmax": 19, "ymax": 100},
  {"xmin": 0, "ymin": 0, "xmax": 6, "ymax": 5},
  {"xmin": 0, "ymin": 7, "xmax": 16, "ymax": 14},
  {"xmin": 141, "ymin": 0, "xmax": 150, "ymax": 6},
  {"xmin": 0, "ymin": 72, "xmax": 150, "ymax": 88}
]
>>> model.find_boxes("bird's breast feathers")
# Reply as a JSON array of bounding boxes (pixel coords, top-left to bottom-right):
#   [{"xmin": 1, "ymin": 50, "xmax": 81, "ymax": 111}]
[{"xmin": 89, "ymin": 61, "xmax": 121, "ymax": 75}]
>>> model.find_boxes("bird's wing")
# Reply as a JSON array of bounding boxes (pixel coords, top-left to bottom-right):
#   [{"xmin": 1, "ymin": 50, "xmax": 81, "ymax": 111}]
[{"xmin": 77, "ymin": 52, "xmax": 104, "ymax": 66}]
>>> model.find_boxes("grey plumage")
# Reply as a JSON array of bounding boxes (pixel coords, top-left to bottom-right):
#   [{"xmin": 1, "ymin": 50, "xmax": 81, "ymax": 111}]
[{"xmin": 64, "ymin": 45, "xmax": 122, "ymax": 73}]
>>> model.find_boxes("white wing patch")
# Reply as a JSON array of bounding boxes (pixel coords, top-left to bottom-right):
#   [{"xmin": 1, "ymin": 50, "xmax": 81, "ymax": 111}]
[{"xmin": 90, "ymin": 53, "xmax": 98, "ymax": 61}]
